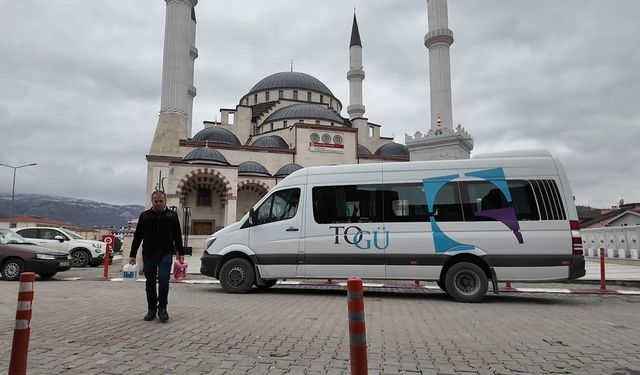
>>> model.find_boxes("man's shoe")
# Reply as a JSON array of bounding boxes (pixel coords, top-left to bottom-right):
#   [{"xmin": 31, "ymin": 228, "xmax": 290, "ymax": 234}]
[
  {"xmin": 143, "ymin": 309, "xmax": 157, "ymax": 321},
  {"xmin": 158, "ymin": 308, "xmax": 169, "ymax": 323}
]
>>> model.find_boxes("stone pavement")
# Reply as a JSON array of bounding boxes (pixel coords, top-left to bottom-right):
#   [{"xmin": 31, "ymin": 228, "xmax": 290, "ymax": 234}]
[{"xmin": 1, "ymin": 276, "xmax": 640, "ymax": 374}]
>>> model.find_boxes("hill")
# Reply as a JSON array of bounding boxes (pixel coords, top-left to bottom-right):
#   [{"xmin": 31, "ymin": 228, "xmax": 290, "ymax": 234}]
[{"xmin": 0, "ymin": 193, "xmax": 143, "ymax": 228}]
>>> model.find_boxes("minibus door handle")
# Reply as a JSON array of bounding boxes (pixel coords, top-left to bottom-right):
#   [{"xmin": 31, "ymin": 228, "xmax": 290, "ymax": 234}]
[{"xmin": 286, "ymin": 227, "xmax": 299, "ymax": 232}]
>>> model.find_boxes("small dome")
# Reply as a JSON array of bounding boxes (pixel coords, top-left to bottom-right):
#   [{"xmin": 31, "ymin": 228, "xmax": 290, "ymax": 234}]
[
  {"xmin": 251, "ymin": 135, "xmax": 288, "ymax": 148},
  {"xmin": 274, "ymin": 163, "xmax": 303, "ymax": 177},
  {"xmin": 183, "ymin": 147, "xmax": 229, "ymax": 165},
  {"xmin": 192, "ymin": 127, "xmax": 241, "ymax": 145},
  {"xmin": 262, "ymin": 103, "xmax": 344, "ymax": 125},
  {"xmin": 238, "ymin": 161, "xmax": 270, "ymax": 176},
  {"xmin": 357, "ymin": 144, "xmax": 372, "ymax": 155},
  {"xmin": 248, "ymin": 72, "xmax": 333, "ymax": 97},
  {"xmin": 374, "ymin": 143, "xmax": 410, "ymax": 157}
]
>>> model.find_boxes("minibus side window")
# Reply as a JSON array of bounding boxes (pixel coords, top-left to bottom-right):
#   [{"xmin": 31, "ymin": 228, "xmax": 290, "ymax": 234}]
[
  {"xmin": 255, "ymin": 188, "xmax": 300, "ymax": 224},
  {"xmin": 460, "ymin": 181, "xmax": 509, "ymax": 222},
  {"xmin": 382, "ymin": 183, "xmax": 429, "ymax": 222},
  {"xmin": 313, "ymin": 185, "xmax": 382, "ymax": 224},
  {"xmin": 507, "ymin": 180, "xmax": 540, "ymax": 221},
  {"xmin": 432, "ymin": 182, "xmax": 464, "ymax": 222}
]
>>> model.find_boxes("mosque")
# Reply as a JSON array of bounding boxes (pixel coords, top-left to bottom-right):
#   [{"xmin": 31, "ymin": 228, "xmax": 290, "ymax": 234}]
[{"xmin": 146, "ymin": 0, "xmax": 472, "ymax": 240}]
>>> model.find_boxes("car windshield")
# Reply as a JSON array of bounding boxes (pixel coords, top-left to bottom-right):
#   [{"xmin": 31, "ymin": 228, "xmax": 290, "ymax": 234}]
[
  {"xmin": 0, "ymin": 229, "xmax": 32, "ymax": 244},
  {"xmin": 60, "ymin": 228, "xmax": 83, "ymax": 240}
]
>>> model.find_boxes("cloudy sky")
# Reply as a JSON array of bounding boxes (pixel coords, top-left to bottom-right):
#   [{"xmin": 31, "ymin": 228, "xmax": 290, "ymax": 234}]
[{"xmin": 1, "ymin": 1, "xmax": 638, "ymax": 208}]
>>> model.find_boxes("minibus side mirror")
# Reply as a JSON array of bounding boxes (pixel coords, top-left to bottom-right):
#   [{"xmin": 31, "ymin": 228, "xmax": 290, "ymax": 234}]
[{"xmin": 248, "ymin": 208, "xmax": 257, "ymax": 226}]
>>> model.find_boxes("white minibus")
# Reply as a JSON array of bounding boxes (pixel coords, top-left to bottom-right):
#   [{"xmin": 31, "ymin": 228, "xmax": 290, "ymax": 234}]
[{"xmin": 201, "ymin": 150, "xmax": 585, "ymax": 302}]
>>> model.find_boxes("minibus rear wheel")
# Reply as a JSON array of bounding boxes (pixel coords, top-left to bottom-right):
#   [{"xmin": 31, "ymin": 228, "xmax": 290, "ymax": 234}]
[
  {"xmin": 220, "ymin": 258, "xmax": 255, "ymax": 293},
  {"xmin": 444, "ymin": 262, "xmax": 488, "ymax": 303}
]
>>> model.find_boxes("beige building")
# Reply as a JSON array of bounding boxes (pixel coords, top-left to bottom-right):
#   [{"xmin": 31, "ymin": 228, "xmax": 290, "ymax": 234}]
[{"xmin": 147, "ymin": 1, "xmax": 409, "ymax": 243}]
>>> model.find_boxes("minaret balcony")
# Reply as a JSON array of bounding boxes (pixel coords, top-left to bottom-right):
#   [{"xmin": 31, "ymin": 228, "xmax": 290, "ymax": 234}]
[
  {"xmin": 347, "ymin": 69, "xmax": 365, "ymax": 80},
  {"xmin": 424, "ymin": 28, "xmax": 454, "ymax": 49}
]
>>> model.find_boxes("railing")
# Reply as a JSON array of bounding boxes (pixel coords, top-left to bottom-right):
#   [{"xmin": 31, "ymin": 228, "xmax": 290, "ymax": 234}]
[{"xmin": 581, "ymin": 226, "xmax": 640, "ymax": 259}]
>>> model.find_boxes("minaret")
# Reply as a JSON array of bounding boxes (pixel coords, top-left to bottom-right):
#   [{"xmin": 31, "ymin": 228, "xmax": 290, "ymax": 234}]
[
  {"xmin": 347, "ymin": 14, "xmax": 365, "ymax": 120},
  {"xmin": 424, "ymin": 0, "xmax": 453, "ymax": 133},
  {"xmin": 406, "ymin": 0, "xmax": 473, "ymax": 160},
  {"xmin": 149, "ymin": 0, "xmax": 198, "ymax": 156}
]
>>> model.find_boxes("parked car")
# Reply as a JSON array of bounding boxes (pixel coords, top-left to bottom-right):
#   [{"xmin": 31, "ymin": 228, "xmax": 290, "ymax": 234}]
[
  {"xmin": 14, "ymin": 227, "xmax": 113, "ymax": 267},
  {"xmin": 0, "ymin": 229, "xmax": 72, "ymax": 281}
]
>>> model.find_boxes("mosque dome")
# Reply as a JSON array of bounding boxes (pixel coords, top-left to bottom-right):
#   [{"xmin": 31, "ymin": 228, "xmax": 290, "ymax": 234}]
[
  {"xmin": 247, "ymin": 72, "xmax": 334, "ymax": 97},
  {"xmin": 374, "ymin": 143, "xmax": 410, "ymax": 157},
  {"xmin": 182, "ymin": 147, "xmax": 229, "ymax": 165},
  {"xmin": 262, "ymin": 104, "xmax": 345, "ymax": 125},
  {"xmin": 251, "ymin": 135, "xmax": 289, "ymax": 148},
  {"xmin": 238, "ymin": 161, "xmax": 270, "ymax": 176},
  {"xmin": 192, "ymin": 127, "xmax": 241, "ymax": 145},
  {"xmin": 274, "ymin": 163, "xmax": 303, "ymax": 177},
  {"xmin": 357, "ymin": 144, "xmax": 372, "ymax": 156}
]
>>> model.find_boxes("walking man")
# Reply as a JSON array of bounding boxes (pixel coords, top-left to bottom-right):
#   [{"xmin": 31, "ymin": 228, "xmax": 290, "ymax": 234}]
[{"xmin": 129, "ymin": 190, "xmax": 183, "ymax": 323}]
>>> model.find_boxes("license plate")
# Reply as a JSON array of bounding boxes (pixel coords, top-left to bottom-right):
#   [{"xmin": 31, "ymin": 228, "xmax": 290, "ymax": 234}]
[{"xmin": 59, "ymin": 261, "xmax": 70, "ymax": 267}]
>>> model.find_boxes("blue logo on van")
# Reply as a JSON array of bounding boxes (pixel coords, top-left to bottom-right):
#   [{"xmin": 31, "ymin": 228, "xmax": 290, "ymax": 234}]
[
  {"xmin": 423, "ymin": 168, "xmax": 524, "ymax": 253},
  {"xmin": 329, "ymin": 225, "xmax": 389, "ymax": 250}
]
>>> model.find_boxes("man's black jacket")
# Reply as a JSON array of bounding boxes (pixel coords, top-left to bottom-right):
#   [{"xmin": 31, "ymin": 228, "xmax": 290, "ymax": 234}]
[{"xmin": 130, "ymin": 208, "xmax": 183, "ymax": 259}]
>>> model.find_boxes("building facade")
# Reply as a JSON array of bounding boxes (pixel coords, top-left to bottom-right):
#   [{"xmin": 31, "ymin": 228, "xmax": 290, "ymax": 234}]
[{"xmin": 147, "ymin": 1, "xmax": 409, "ymax": 239}]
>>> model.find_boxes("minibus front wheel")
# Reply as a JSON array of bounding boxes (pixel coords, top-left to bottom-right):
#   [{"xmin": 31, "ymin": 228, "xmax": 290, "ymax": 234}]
[
  {"xmin": 444, "ymin": 262, "xmax": 488, "ymax": 303},
  {"xmin": 219, "ymin": 258, "xmax": 255, "ymax": 293}
]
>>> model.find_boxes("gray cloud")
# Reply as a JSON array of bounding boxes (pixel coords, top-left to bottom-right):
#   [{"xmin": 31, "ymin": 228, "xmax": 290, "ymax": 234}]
[{"xmin": 0, "ymin": 1, "xmax": 638, "ymax": 208}]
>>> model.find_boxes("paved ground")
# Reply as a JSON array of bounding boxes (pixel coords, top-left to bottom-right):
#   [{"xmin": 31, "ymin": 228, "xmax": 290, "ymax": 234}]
[{"xmin": 1, "ymin": 275, "xmax": 640, "ymax": 374}]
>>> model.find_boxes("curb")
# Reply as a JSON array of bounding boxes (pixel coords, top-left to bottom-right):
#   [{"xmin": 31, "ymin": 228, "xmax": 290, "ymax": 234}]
[{"xmin": 57, "ymin": 277, "xmax": 640, "ymax": 295}]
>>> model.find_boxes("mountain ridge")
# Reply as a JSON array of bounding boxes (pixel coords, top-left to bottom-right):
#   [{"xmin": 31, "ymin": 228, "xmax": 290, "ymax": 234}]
[{"xmin": 0, "ymin": 193, "xmax": 144, "ymax": 228}]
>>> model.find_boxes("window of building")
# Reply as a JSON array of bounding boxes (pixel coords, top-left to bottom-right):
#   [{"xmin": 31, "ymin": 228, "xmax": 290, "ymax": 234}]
[
  {"xmin": 270, "ymin": 123, "xmax": 274, "ymax": 131},
  {"xmin": 255, "ymin": 188, "xmax": 301, "ymax": 224},
  {"xmin": 293, "ymin": 90, "xmax": 298, "ymax": 100},
  {"xmin": 330, "ymin": 98, "xmax": 333, "ymax": 107},
  {"xmin": 279, "ymin": 90, "xmax": 284, "ymax": 99},
  {"xmin": 254, "ymin": 94, "xmax": 258, "ymax": 104},
  {"xmin": 192, "ymin": 221, "xmax": 214, "ymax": 235},
  {"xmin": 265, "ymin": 91, "xmax": 270, "ymax": 101},
  {"xmin": 197, "ymin": 188, "xmax": 212, "ymax": 206},
  {"xmin": 228, "ymin": 113, "xmax": 235, "ymax": 125},
  {"xmin": 283, "ymin": 120, "xmax": 288, "ymax": 127},
  {"xmin": 315, "ymin": 120, "xmax": 321, "ymax": 125},
  {"xmin": 320, "ymin": 95, "xmax": 324, "ymax": 103},
  {"xmin": 307, "ymin": 91, "xmax": 312, "ymax": 101},
  {"xmin": 369, "ymin": 126, "xmax": 374, "ymax": 137}
]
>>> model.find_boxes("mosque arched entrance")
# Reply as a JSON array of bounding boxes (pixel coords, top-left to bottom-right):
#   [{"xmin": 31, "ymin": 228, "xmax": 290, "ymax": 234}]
[
  {"xmin": 176, "ymin": 169, "xmax": 231, "ymax": 236},
  {"xmin": 236, "ymin": 180, "xmax": 270, "ymax": 221}
]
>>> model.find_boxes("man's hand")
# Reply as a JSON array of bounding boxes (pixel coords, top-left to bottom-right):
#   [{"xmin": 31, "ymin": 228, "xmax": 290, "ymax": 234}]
[{"xmin": 129, "ymin": 257, "xmax": 136, "ymax": 265}]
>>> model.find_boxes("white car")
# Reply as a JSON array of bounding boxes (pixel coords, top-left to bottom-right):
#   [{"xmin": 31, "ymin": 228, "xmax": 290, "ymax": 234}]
[{"xmin": 14, "ymin": 227, "xmax": 111, "ymax": 267}]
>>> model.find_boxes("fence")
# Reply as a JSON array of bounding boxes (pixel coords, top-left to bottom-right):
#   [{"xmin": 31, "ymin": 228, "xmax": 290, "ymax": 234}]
[{"xmin": 581, "ymin": 227, "xmax": 640, "ymax": 259}]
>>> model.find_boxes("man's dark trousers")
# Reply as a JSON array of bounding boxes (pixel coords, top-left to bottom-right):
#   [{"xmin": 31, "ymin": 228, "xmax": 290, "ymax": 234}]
[{"xmin": 143, "ymin": 254, "xmax": 173, "ymax": 310}]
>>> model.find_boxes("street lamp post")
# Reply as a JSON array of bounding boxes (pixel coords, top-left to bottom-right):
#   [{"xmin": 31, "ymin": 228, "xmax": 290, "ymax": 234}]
[{"xmin": 0, "ymin": 163, "xmax": 37, "ymax": 228}]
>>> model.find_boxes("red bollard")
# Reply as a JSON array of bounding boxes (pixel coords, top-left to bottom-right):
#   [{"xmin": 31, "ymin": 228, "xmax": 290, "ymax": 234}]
[
  {"xmin": 102, "ymin": 237, "xmax": 114, "ymax": 280},
  {"xmin": 9, "ymin": 272, "xmax": 36, "ymax": 375},
  {"xmin": 599, "ymin": 247, "xmax": 607, "ymax": 291},
  {"xmin": 347, "ymin": 277, "xmax": 367, "ymax": 375},
  {"xmin": 413, "ymin": 280, "xmax": 420, "ymax": 287}
]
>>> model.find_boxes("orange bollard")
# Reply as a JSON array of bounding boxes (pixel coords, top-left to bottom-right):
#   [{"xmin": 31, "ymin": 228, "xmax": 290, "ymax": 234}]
[
  {"xmin": 347, "ymin": 277, "xmax": 367, "ymax": 375},
  {"xmin": 102, "ymin": 239, "xmax": 113, "ymax": 280},
  {"xmin": 9, "ymin": 272, "xmax": 35, "ymax": 375},
  {"xmin": 599, "ymin": 247, "xmax": 607, "ymax": 291}
]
